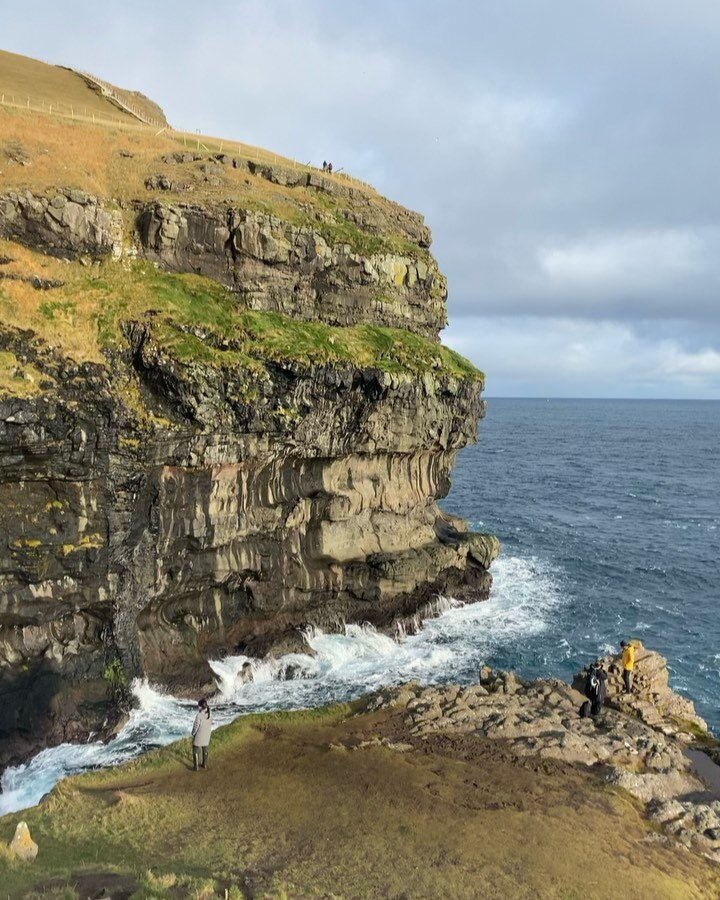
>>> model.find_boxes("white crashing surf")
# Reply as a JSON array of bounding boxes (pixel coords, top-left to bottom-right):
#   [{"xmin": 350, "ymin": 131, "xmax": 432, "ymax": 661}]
[{"xmin": 0, "ymin": 554, "xmax": 564, "ymax": 816}]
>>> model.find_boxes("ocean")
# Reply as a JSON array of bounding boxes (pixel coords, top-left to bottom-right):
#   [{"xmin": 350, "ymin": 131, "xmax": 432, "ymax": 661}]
[
  {"xmin": 447, "ymin": 398, "xmax": 719, "ymax": 729},
  {"xmin": 1, "ymin": 398, "xmax": 718, "ymax": 814}
]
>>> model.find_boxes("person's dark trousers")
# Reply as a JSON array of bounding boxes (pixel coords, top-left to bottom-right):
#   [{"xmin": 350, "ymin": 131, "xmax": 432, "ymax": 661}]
[
  {"xmin": 193, "ymin": 745, "xmax": 209, "ymax": 770},
  {"xmin": 591, "ymin": 698, "xmax": 602, "ymax": 716},
  {"xmin": 623, "ymin": 669, "xmax": 632, "ymax": 694}
]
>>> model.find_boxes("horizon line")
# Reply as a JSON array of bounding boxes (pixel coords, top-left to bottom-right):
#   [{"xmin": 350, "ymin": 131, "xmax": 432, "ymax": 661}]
[{"xmin": 484, "ymin": 396, "xmax": 720, "ymax": 401}]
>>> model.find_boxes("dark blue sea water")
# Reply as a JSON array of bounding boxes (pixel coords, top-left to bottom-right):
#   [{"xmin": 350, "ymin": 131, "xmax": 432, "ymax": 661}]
[
  {"xmin": 444, "ymin": 398, "xmax": 720, "ymax": 733},
  {"xmin": 3, "ymin": 398, "xmax": 718, "ymax": 815}
]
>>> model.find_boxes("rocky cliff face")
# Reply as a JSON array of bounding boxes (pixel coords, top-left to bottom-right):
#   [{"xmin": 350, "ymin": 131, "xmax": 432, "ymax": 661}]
[{"xmin": 0, "ymin": 150, "xmax": 495, "ymax": 768}]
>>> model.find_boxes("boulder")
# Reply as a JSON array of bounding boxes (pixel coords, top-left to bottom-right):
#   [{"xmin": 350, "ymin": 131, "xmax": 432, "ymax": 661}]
[
  {"xmin": 9, "ymin": 821, "xmax": 38, "ymax": 861},
  {"xmin": 465, "ymin": 533, "xmax": 501, "ymax": 569}
]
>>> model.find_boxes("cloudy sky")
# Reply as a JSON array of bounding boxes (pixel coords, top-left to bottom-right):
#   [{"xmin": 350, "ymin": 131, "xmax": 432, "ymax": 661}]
[{"xmin": 5, "ymin": 1, "xmax": 720, "ymax": 397}]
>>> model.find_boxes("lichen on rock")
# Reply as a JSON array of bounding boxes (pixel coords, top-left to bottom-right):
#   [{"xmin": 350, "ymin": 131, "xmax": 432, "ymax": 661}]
[{"xmin": 9, "ymin": 821, "xmax": 38, "ymax": 861}]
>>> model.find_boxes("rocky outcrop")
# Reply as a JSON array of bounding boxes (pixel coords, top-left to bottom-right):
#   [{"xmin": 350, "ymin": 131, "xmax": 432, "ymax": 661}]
[
  {"xmin": 0, "ymin": 190, "xmax": 123, "ymax": 259},
  {"xmin": 368, "ymin": 649, "xmax": 720, "ymax": 862},
  {"xmin": 136, "ymin": 204, "xmax": 446, "ymax": 338},
  {"xmin": 573, "ymin": 642, "xmax": 707, "ymax": 735},
  {"xmin": 0, "ymin": 189, "xmax": 445, "ymax": 339}
]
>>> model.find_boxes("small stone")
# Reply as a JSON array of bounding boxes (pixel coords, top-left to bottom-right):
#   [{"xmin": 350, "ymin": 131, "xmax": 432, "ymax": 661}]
[{"xmin": 9, "ymin": 821, "xmax": 38, "ymax": 861}]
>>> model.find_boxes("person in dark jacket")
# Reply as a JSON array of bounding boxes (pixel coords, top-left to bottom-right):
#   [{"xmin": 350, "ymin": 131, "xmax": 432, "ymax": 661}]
[
  {"xmin": 587, "ymin": 660, "xmax": 608, "ymax": 717},
  {"xmin": 191, "ymin": 698, "xmax": 212, "ymax": 771}
]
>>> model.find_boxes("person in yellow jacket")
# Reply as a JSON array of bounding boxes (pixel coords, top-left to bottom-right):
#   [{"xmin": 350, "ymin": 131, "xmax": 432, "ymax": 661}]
[{"xmin": 620, "ymin": 640, "xmax": 635, "ymax": 694}]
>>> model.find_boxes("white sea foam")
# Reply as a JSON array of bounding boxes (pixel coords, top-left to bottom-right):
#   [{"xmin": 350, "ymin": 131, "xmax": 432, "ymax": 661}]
[{"xmin": 0, "ymin": 554, "xmax": 564, "ymax": 816}]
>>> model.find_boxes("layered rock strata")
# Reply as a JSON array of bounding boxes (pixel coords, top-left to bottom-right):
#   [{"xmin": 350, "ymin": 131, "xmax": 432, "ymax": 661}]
[
  {"xmin": 0, "ymin": 172, "xmax": 494, "ymax": 768},
  {"xmin": 137, "ymin": 203, "xmax": 446, "ymax": 338},
  {"xmin": 1, "ymin": 187, "xmax": 446, "ymax": 338}
]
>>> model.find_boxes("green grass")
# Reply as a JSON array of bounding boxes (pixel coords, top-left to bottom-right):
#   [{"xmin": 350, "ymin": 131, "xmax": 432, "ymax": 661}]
[
  {"xmin": 0, "ymin": 349, "xmax": 48, "ymax": 397},
  {"xmin": 0, "ymin": 700, "xmax": 716, "ymax": 900},
  {"xmin": 0, "ymin": 245, "xmax": 483, "ymax": 386}
]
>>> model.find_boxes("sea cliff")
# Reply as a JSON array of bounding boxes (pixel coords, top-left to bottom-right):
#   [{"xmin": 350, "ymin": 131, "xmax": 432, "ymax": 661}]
[{"xmin": 0, "ymin": 83, "xmax": 496, "ymax": 766}]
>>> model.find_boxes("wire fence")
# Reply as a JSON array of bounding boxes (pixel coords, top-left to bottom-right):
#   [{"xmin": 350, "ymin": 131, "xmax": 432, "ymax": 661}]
[
  {"xmin": 0, "ymin": 91, "xmax": 377, "ymax": 195},
  {"xmin": 72, "ymin": 68, "xmax": 165, "ymax": 128}
]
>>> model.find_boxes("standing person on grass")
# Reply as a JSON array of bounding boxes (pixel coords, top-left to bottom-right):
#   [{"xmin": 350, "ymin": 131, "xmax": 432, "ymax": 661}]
[{"xmin": 191, "ymin": 698, "xmax": 212, "ymax": 771}]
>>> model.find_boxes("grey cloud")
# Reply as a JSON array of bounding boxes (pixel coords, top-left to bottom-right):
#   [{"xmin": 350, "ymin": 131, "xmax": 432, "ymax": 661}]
[{"xmin": 3, "ymin": 0, "xmax": 720, "ymax": 395}]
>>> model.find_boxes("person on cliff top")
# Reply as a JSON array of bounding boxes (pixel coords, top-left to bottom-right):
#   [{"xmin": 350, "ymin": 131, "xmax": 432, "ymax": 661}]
[
  {"xmin": 191, "ymin": 698, "xmax": 212, "ymax": 771},
  {"xmin": 327, "ymin": 161, "xmax": 333, "ymax": 174},
  {"xmin": 585, "ymin": 660, "xmax": 608, "ymax": 717},
  {"xmin": 322, "ymin": 160, "xmax": 327, "ymax": 172},
  {"xmin": 620, "ymin": 640, "xmax": 635, "ymax": 694}
]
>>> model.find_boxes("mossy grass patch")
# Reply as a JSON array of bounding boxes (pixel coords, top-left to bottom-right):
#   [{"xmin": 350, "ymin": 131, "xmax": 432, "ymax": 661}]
[{"xmin": 0, "ymin": 241, "xmax": 483, "ymax": 385}]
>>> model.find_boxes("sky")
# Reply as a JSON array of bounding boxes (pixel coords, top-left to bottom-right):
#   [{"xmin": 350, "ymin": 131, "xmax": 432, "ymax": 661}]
[{"xmin": 4, "ymin": 0, "xmax": 720, "ymax": 398}]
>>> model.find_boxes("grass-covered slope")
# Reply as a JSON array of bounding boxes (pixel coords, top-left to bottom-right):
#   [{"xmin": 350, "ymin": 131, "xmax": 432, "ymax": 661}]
[
  {"xmin": 0, "ymin": 240, "xmax": 482, "ymax": 386},
  {"xmin": 0, "ymin": 702, "xmax": 716, "ymax": 899},
  {"xmin": 0, "ymin": 104, "xmax": 423, "ymax": 259},
  {"xmin": 0, "ymin": 50, "xmax": 142, "ymax": 125}
]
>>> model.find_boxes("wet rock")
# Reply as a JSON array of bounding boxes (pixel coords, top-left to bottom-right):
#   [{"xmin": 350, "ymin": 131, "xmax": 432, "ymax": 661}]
[{"xmin": 237, "ymin": 662, "xmax": 254, "ymax": 684}]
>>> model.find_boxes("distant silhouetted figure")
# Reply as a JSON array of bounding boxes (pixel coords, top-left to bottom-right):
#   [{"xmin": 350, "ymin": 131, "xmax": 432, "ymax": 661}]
[
  {"xmin": 322, "ymin": 160, "xmax": 327, "ymax": 172},
  {"xmin": 238, "ymin": 661, "xmax": 254, "ymax": 684},
  {"xmin": 620, "ymin": 640, "xmax": 635, "ymax": 693},
  {"xmin": 327, "ymin": 161, "xmax": 333, "ymax": 174},
  {"xmin": 191, "ymin": 698, "xmax": 212, "ymax": 771}
]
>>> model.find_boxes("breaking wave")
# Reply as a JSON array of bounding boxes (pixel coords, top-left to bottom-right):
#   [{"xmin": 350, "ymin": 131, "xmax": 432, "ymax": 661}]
[{"xmin": 0, "ymin": 554, "xmax": 564, "ymax": 816}]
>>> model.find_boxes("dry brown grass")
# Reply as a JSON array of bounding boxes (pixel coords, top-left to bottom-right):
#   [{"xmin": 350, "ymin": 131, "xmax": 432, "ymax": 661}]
[
  {"xmin": 0, "ymin": 49, "xmax": 379, "ymax": 204},
  {"xmin": 0, "ymin": 49, "xmax": 138, "ymax": 124},
  {"xmin": 0, "ymin": 104, "xmax": 379, "ymax": 204}
]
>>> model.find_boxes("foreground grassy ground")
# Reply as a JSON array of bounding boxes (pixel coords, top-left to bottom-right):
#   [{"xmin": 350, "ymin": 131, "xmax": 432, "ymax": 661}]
[{"xmin": 0, "ymin": 702, "xmax": 716, "ymax": 899}]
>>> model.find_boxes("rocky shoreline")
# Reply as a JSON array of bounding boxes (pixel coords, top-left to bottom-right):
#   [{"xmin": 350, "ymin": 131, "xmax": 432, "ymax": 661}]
[
  {"xmin": 362, "ymin": 644, "xmax": 720, "ymax": 863},
  {"xmin": 2, "ymin": 643, "xmax": 719, "ymax": 898}
]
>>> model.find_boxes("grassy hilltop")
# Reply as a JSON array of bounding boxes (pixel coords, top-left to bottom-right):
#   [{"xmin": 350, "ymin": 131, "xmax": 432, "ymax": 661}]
[
  {"xmin": 0, "ymin": 50, "xmax": 483, "ymax": 391},
  {"xmin": 0, "ymin": 50, "xmax": 410, "ymax": 248}
]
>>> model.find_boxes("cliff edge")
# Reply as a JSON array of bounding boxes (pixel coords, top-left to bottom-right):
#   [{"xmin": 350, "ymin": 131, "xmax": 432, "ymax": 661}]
[{"xmin": 0, "ymin": 54, "xmax": 497, "ymax": 767}]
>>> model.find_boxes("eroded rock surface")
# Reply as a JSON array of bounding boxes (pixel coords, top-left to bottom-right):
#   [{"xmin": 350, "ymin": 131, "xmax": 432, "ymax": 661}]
[
  {"xmin": 0, "ymin": 177, "xmax": 493, "ymax": 768},
  {"xmin": 136, "ymin": 203, "xmax": 446, "ymax": 338},
  {"xmin": 0, "ymin": 190, "xmax": 122, "ymax": 259},
  {"xmin": 366, "ymin": 648, "xmax": 720, "ymax": 862}
]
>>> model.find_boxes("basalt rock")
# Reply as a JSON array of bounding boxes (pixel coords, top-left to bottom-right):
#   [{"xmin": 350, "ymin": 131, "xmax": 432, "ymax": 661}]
[
  {"xmin": 572, "ymin": 643, "xmax": 708, "ymax": 735},
  {"xmin": 0, "ymin": 170, "xmax": 493, "ymax": 770},
  {"xmin": 0, "ymin": 190, "xmax": 123, "ymax": 259},
  {"xmin": 368, "ymin": 650, "xmax": 720, "ymax": 862},
  {"xmin": 0, "ymin": 325, "xmax": 490, "ymax": 768},
  {"xmin": 136, "ymin": 203, "xmax": 446, "ymax": 338}
]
